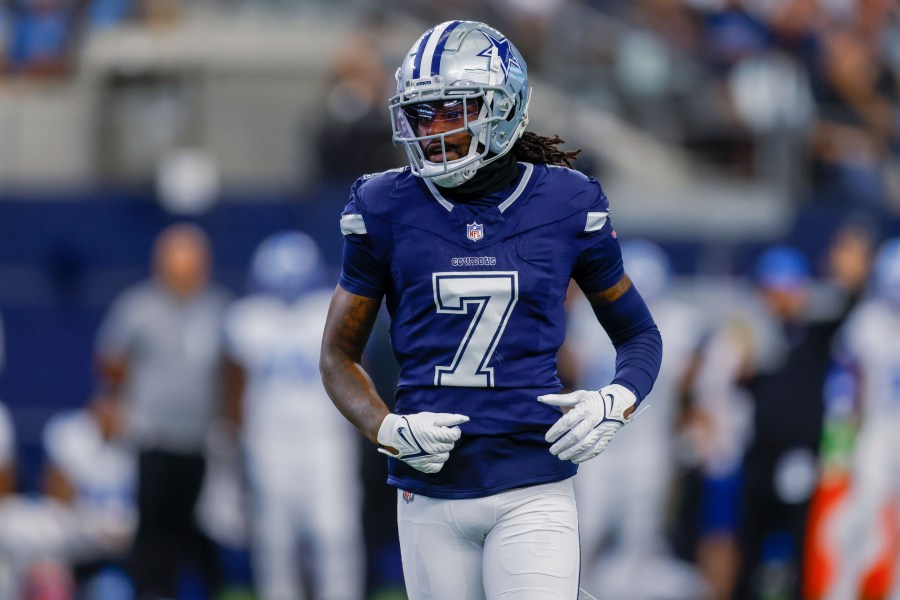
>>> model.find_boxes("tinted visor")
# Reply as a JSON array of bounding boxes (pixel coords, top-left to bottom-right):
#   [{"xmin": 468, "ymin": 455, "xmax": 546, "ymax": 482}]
[{"xmin": 401, "ymin": 98, "xmax": 481, "ymax": 126}]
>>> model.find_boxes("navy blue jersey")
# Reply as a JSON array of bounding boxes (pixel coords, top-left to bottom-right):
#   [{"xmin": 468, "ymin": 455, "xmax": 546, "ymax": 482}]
[{"xmin": 339, "ymin": 163, "xmax": 624, "ymax": 499}]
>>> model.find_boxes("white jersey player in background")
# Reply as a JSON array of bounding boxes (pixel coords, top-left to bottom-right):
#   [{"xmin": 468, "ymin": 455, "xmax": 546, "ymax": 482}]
[
  {"xmin": 567, "ymin": 240, "xmax": 709, "ymax": 600},
  {"xmin": 826, "ymin": 237, "xmax": 900, "ymax": 600},
  {"xmin": 225, "ymin": 231, "xmax": 364, "ymax": 600}
]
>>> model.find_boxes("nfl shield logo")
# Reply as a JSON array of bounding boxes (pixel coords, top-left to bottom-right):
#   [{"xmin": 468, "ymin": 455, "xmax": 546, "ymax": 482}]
[
  {"xmin": 466, "ymin": 221, "xmax": 484, "ymax": 242},
  {"xmin": 402, "ymin": 490, "xmax": 415, "ymax": 504}
]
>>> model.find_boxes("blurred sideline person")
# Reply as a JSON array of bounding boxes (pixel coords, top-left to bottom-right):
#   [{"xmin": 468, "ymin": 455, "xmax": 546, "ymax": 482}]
[
  {"xmin": 0, "ymin": 399, "xmax": 77, "ymax": 600},
  {"xmin": 682, "ymin": 226, "xmax": 873, "ymax": 600},
  {"xmin": 313, "ymin": 23, "xmax": 401, "ymax": 183},
  {"xmin": 41, "ymin": 389, "xmax": 137, "ymax": 599},
  {"xmin": 96, "ymin": 223, "xmax": 230, "ymax": 600},
  {"xmin": 732, "ymin": 240, "xmax": 868, "ymax": 600},
  {"xmin": 567, "ymin": 240, "xmax": 708, "ymax": 600},
  {"xmin": 225, "ymin": 231, "xmax": 363, "ymax": 600},
  {"xmin": 826, "ymin": 237, "xmax": 900, "ymax": 600},
  {"xmin": 320, "ymin": 20, "xmax": 662, "ymax": 600}
]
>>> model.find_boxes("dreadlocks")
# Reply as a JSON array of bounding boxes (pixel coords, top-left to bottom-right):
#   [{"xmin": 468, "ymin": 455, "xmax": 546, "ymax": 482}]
[{"xmin": 512, "ymin": 132, "xmax": 581, "ymax": 168}]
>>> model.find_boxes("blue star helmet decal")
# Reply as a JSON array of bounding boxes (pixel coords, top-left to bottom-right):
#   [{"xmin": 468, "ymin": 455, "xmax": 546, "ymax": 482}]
[{"xmin": 477, "ymin": 31, "xmax": 522, "ymax": 79}]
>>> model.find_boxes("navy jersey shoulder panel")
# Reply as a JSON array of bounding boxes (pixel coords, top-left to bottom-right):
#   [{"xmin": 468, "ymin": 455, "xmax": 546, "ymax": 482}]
[
  {"xmin": 345, "ymin": 167, "xmax": 413, "ymax": 216},
  {"xmin": 537, "ymin": 165, "xmax": 608, "ymax": 213},
  {"xmin": 338, "ymin": 170, "xmax": 413, "ymax": 298},
  {"xmin": 347, "ymin": 168, "xmax": 474, "ymax": 246},
  {"xmin": 507, "ymin": 165, "xmax": 610, "ymax": 234}
]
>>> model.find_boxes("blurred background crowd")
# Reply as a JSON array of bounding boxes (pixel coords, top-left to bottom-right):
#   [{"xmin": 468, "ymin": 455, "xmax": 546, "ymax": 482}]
[{"xmin": 0, "ymin": 0, "xmax": 898, "ymax": 599}]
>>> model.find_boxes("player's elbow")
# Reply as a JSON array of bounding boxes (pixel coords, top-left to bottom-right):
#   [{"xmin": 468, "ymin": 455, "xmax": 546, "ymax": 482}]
[
  {"xmin": 318, "ymin": 345, "xmax": 338, "ymax": 384},
  {"xmin": 318, "ymin": 343, "xmax": 352, "ymax": 388}
]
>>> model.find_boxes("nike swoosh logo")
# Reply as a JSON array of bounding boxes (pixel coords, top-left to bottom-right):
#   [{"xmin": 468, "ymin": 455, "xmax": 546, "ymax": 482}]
[
  {"xmin": 397, "ymin": 427, "xmax": 412, "ymax": 448},
  {"xmin": 604, "ymin": 394, "xmax": 616, "ymax": 413}
]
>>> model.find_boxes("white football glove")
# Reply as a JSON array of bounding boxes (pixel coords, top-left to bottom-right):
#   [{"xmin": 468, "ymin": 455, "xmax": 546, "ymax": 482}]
[
  {"xmin": 377, "ymin": 412, "xmax": 469, "ymax": 474},
  {"xmin": 538, "ymin": 384, "xmax": 637, "ymax": 464}
]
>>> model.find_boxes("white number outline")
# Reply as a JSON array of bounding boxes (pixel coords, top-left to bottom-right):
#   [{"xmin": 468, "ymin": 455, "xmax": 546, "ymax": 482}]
[{"xmin": 432, "ymin": 271, "xmax": 519, "ymax": 387}]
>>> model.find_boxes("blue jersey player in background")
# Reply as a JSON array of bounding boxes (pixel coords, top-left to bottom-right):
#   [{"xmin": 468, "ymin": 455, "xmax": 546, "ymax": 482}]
[{"xmin": 319, "ymin": 20, "xmax": 663, "ymax": 600}]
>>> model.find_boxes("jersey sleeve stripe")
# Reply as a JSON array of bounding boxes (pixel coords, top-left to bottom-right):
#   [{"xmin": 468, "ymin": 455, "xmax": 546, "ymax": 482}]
[
  {"xmin": 585, "ymin": 211, "xmax": 609, "ymax": 232},
  {"xmin": 340, "ymin": 214, "xmax": 367, "ymax": 235}
]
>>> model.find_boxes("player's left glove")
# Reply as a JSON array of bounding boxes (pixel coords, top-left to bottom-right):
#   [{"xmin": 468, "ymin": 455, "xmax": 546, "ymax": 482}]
[
  {"xmin": 538, "ymin": 384, "xmax": 637, "ymax": 464},
  {"xmin": 376, "ymin": 412, "xmax": 469, "ymax": 474}
]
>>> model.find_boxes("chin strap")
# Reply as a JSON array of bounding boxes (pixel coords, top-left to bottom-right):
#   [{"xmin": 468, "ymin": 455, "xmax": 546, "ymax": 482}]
[{"xmin": 431, "ymin": 159, "xmax": 480, "ymax": 188}]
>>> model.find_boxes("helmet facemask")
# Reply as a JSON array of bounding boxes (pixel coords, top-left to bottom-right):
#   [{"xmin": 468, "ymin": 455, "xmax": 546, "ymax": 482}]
[{"xmin": 390, "ymin": 78, "xmax": 519, "ymax": 187}]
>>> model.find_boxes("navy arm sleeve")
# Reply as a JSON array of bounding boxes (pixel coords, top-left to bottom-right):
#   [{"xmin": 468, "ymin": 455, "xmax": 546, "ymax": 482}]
[
  {"xmin": 568, "ymin": 190, "xmax": 662, "ymax": 403},
  {"xmin": 591, "ymin": 284, "xmax": 663, "ymax": 404}
]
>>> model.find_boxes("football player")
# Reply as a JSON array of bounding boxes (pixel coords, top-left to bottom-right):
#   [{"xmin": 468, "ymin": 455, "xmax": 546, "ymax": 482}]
[
  {"xmin": 320, "ymin": 21, "xmax": 663, "ymax": 600},
  {"xmin": 226, "ymin": 232, "xmax": 364, "ymax": 600}
]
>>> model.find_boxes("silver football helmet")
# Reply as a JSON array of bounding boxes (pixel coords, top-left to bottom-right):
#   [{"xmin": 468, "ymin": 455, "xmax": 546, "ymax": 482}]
[
  {"xmin": 389, "ymin": 20, "xmax": 531, "ymax": 188},
  {"xmin": 251, "ymin": 231, "xmax": 324, "ymax": 301}
]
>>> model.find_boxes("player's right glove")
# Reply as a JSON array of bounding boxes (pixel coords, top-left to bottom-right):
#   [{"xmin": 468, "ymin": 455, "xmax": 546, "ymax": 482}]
[
  {"xmin": 377, "ymin": 412, "xmax": 469, "ymax": 474},
  {"xmin": 538, "ymin": 384, "xmax": 637, "ymax": 464}
]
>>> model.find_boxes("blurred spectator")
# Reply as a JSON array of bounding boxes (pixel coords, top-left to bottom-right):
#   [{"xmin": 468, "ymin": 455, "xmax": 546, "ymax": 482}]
[
  {"xmin": 224, "ymin": 231, "xmax": 364, "ymax": 600},
  {"xmin": 810, "ymin": 16, "xmax": 898, "ymax": 207},
  {"xmin": 733, "ymin": 235, "xmax": 870, "ymax": 600},
  {"xmin": 312, "ymin": 23, "xmax": 402, "ymax": 182},
  {"xmin": 41, "ymin": 389, "xmax": 136, "ymax": 599},
  {"xmin": 679, "ymin": 223, "xmax": 876, "ymax": 600},
  {"xmin": 824, "ymin": 236, "xmax": 900, "ymax": 600},
  {"xmin": 570, "ymin": 0, "xmax": 899, "ymax": 200},
  {"xmin": 95, "ymin": 223, "xmax": 231, "ymax": 600},
  {"xmin": 567, "ymin": 240, "xmax": 710, "ymax": 600}
]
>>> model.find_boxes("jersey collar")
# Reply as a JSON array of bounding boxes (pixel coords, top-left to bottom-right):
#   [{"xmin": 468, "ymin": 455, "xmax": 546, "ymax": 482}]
[{"xmin": 423, "ymin": 162, "xmax": 534, "ymax": 214}]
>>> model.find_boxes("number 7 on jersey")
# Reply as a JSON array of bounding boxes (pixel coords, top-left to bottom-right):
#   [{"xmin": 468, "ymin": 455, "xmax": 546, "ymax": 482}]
[{"xmin": 432, "ymin": 272, "xmax": 519, "ymax": 388}]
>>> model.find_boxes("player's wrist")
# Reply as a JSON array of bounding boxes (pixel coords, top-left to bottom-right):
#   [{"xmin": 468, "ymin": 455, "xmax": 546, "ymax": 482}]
[
  {"xmin": 376, "ymin": 413, "xmax": 401, "ymax": 453},
  {"xmin": 599, "ymin": 383, "xmax": 637, "ymax": 421},
  {"xmin": 606, "ymin": 381, "xmax": 638, "ymax": 401}
]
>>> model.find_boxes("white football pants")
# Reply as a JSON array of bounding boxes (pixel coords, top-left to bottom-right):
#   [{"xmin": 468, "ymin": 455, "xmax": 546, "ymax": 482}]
[
  {"xmin": 247, "ymin": 429, "xmax": 363, "ymax": 600},
  {"xmin": 396, "ymin": 478, "xmax": 580, "ymax": 600}
]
